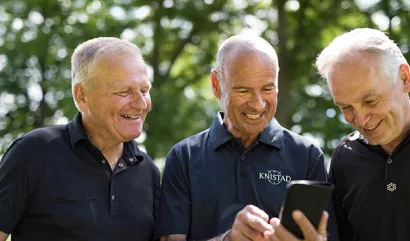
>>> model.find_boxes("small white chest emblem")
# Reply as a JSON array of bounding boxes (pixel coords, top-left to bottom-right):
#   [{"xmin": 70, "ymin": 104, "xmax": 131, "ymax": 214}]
[{"xmin": 387, "ymin": 182, "xmax": 397, "ymax": 192}]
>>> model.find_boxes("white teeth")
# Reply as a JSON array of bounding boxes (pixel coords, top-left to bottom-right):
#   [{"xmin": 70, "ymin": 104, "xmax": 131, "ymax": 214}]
[
  {"xmin": 121, "ymin": 114, "xmax": 140, "ymax": 120},
  {"xmin": 246, "ymin": 113, "xmax": 261, "ymax": 120}
]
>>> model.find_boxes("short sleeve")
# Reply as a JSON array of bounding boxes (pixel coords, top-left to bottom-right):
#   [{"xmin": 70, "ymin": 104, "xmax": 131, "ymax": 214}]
[
  {"xmin": 154, "ymin": 148, "xmax": 191, "ymax": 239},
  {"xmin": 0, "ymin": 135, "xmax": 44, "ymax": 234},
  {"xmin": 306, "ymin": 145, "xmax": 327, "ymax": 181}
]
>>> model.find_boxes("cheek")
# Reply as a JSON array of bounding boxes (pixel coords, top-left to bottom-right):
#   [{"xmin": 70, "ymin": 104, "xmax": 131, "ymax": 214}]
[{"xmin": 341, "ymin": 110, "xmax": 354, "ymax": 123}]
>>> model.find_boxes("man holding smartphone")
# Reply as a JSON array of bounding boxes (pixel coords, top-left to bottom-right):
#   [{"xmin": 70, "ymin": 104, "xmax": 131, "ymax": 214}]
[
  {"xmin": 316, "ymin": 28, "xmax": 410, "ymax": 241},
  {"xmin": 155, "ymin": 34, "xmax": 335, "ymax": 241}
]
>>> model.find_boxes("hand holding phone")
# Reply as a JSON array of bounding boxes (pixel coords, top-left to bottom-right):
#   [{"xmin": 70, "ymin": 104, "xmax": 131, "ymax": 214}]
[{"xmin": 279, "ymin": 180, "xmax": 334, "ymax": 239}]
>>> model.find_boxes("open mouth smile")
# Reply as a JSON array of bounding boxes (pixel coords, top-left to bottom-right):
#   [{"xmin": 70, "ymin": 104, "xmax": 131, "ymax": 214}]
[
  {"xmin": 244, "ymin": 113, "xmax": 262, "ymax": 120},
  {"xmin": 120, "ymin": 114, "xmax": 140, "ymax": 120}
]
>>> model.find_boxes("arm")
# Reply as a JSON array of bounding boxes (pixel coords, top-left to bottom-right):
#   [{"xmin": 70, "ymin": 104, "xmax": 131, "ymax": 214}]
[
  {"xmin": 306, "ymin": 146, "xmax": 327, "ymax": 181},
  {"xmin": 0, "ymin": 135, "xmax": 44, "ymax": 236},
  {"xmin": 0, "ymin": 231, "xmax": 8, "ymax": 241},
  {"xmin": 154, "ymin": 150, "xmax": 191, "ymax": 240},
  {"xmin": 328, "ymin": 149, "xmax": 352, "ymax": 241},
  {"xmin": 159, "ymin": 205, "xmax": 273, "ymax": 241}
]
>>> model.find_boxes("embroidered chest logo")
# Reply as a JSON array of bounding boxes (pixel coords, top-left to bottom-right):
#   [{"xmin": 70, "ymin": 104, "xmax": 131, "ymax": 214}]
[{"xmin": 259, "ymin": 170, "xmax": 292, "ymax": 185}]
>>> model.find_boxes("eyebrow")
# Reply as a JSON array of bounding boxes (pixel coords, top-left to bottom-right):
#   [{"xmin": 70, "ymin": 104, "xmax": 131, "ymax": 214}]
[
  {"xmin": 333, "ymin": 89, "xmax": 377, "ymax": 106},
  {"xmin": 232, "ymin": 83, "xmax": 276, "ymax": 89}
]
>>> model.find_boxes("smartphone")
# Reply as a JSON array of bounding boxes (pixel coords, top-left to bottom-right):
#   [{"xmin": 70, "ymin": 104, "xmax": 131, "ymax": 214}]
[{"xmin": 279, "ymin": 180, "xmax": 334, "ymax": 239}]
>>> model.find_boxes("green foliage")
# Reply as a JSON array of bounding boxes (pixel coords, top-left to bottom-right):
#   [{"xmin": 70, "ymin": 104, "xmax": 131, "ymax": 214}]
[{"xmin": 0, "ymin": 0, "xmax": 409, "ymax": 163}]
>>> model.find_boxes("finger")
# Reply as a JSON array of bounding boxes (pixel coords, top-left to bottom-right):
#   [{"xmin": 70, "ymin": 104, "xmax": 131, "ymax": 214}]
[
  {"xmin": 246, "ymin": 205, "xmax": 270, "ymax": 222},
  {"xmin": 269, "ymin": 218, "xmax": 300, "ymax": 241},
  {"xmin": 236, "ymin": 206, "xmax": 272, "ymax": 233},
  {"xmin": 317, "ymin": 211, "xmax": 329, "ymax": 238},
  {"xmin": 292, "ymin": 210, "xmax": 321, "ymax": 241},
  {"xmin": 232, "ymin": 221, "xmax": 265, "ymax": 241}
]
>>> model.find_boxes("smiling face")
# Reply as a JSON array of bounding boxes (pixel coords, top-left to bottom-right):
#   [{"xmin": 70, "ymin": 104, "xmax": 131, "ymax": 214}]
[
  {"xmin": 327, "ymin": 53, "xmax": 410, "ymax": 152},
  {"xmin": 212, "ymin": 49, "xmax": 278, "ymax": 143},
  {"xmin": 75, "ymin": 53, "xmax": 151, "ymax": 145}
]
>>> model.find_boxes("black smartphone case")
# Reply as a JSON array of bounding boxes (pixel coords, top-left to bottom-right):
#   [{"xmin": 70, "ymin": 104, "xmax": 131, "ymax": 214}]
[{"xmin": 279, "ymin": 180, "xmax": 334, "ymax": 239}]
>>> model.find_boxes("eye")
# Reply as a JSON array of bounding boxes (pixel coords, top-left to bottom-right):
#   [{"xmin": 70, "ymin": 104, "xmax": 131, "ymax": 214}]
[
  {"xmin": 116, "ymin": 90, "xmax": 130, "ymax": 97},
  {"xmin": 140, "ymin": 89, "xmax": 150, "ymax": 96},
  {"xmin": 236, "ymin": 89, "xmax": 248, "ymax": 94},
  {"xmin": 364, "ymin": 99, "xmax": 377, "ymax": 105},
  {"xmin": 263, "ymin": 87, "xmax": 275, "ymax": 92},
  {"xmin": 340, "ymin": 106, "xmax": 352, "ymax": 111}
]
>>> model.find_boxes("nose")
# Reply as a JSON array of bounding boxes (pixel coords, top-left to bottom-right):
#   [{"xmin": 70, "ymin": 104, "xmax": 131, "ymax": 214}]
[
  {"xmin": 353, "ymin": 108, "xmax": 371, "ymax": 128},
  {"xmin": 130, "ymin": 91, "xmax": 148, "ymax": 110},
  {"xmin": 248, "ymin": 92, "xmax": 266, "ymax": 112}
]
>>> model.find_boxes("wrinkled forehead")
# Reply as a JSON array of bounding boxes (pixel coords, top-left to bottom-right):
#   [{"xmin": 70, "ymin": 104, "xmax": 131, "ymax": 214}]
[{"xmin": 327, "ymin": 53, "xmax": 380, "ymax": 84}]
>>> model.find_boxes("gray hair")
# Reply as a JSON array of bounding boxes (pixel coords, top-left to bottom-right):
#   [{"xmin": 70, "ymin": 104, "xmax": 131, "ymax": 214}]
[
  {"xmin": 214, "ymin": 35, "xmax": 279, "ymax": 91},
  {"xmin": 71, "ymin": 37, "xmax": 142, "ymax": 109},
  {"xmin": 316, "ymin": 28, "xmax": 407, "ymax": 82}
]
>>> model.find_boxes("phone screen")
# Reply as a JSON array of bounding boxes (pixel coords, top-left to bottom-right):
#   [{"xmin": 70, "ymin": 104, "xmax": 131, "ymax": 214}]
[{"xmin": 279, "ymin": 180, "xmax": 334, "ymax": 239}]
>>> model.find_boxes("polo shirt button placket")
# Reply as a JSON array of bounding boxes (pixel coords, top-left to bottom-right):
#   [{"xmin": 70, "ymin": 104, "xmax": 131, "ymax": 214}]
[{"xmin": 240, "ymin": 170, "xmax": 247, "ymax": 178}]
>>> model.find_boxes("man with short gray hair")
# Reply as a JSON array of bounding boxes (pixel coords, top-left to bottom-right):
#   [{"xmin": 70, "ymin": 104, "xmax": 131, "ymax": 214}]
[
  {"xmin": 155, "ymin": 34, "xmax": 331, "ymax": 241},
  {"xmin": 316, "ymin": 28, "xmax": 410, "ymax": 241},
  {"xmin": 0, "ymin": 37, "xmax": 160, "ymax": 241}
]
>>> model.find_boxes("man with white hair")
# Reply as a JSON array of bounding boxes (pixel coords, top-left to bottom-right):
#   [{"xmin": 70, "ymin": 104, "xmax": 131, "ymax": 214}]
[
  {"xmin": 0, "ymin": 37, "xmax": 160, "ymax": 241},
  {"xmin": 316, "ymin": 28, "xmax": 410, "ymax": 241},
  {"xmin": 155, "ymin": 35, "xmax": 331, "ymax": 241}
]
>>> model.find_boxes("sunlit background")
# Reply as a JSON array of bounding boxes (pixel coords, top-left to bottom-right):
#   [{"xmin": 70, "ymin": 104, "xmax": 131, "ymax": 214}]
[{"xmin": 1, "ymin": 0, "xmax": 409, "ymax": 176}]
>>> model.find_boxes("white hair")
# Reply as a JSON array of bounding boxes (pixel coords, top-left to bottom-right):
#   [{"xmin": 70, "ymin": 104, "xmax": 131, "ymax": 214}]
[
  {"xmin": 214, "ymin": 34, "xmax": 279, "ymax": 92},
  {"xmin": 71, "ymin": 37, "xmax": 142, "ymax": 110},
  {"xmin": 316, "ymin": 28, "xmax": 407, "ymax": 82}
]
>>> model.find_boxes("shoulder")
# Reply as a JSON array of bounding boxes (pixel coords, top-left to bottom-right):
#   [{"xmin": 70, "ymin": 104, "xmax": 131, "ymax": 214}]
[
  {"xmin": 15, "ymin": 125, "xmax": 67, "ymax": 147},
  {"xmin": 332, "ymin": 131, "xmax": 362, "ymax": 160},
  {"xmin": 142, "ymin": 151, "xmax": 160, "ymax": 176},
  {"xmin": 163, "ymin": 129, "xmax": 210, "ymax": 172},
  {"xmin": 3, "ymin": 125, "xmax": 67, "ymax": 159},
  {"xmin": 127, "ymin": 141, "xmax": 160, "ymax": 177},
  {"xmin": 281, "ymin": 128, "xmax": 323, "ymax": 153},
  {"xmin": 168, "ymin": 129, "xmax": 210, "ymax": 156}
]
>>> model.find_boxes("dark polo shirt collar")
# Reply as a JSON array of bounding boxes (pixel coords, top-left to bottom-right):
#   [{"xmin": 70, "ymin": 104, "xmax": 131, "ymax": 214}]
[
  {"xmin": 209, "ymin": 112, "xmax": 283, "ymax": 150},
  {"xmin": 67, "ymin": 112, "xmax": 144, "ymax": 164}
]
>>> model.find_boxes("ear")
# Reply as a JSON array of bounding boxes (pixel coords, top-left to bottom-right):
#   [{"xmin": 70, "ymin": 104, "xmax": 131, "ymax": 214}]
[
  {"xmin": 210, "ymin": 70, "xmax": 221, "ymax": 100},
  {"xmin": 73, "ymin": 83, "xmax": 88, "ymax": 112},
  {"xmin": 399, "ymin": 64, "xmax": 410, "ymax": 93}
]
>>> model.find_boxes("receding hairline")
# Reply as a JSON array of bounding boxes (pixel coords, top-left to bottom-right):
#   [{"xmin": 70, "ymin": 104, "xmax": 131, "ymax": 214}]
[
  {"xmin": 215, "ymin": 35, "xmax": 279, "ymax": 84},
  {"xmin": 219, "ymin": 35, "xmax": 278, "ymax": 64}
]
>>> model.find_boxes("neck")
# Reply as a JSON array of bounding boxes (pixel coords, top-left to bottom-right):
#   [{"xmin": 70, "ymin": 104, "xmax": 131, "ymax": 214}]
[
  {"xmin": 82, "ymin": 117, "xmax": 124, "ymax": 165},
  {"xmin": 381, "ymin": 123, "xmax": 410, "ymax": 154}
]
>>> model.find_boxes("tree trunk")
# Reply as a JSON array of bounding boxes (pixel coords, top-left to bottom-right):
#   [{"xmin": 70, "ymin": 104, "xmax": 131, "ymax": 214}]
[{"xmin": 276, "ymin": 0, "xmax": 292, "ymax": 128}]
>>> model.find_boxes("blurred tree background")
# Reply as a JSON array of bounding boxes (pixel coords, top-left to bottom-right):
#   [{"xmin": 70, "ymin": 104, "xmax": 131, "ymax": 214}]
[{"xmin": 0, "ymin": 0, "xmax": 409, "ymax": 167}]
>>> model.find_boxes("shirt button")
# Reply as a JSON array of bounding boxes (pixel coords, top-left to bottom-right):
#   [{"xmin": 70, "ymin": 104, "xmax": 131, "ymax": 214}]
[
  {"xmin": 240, "ymin": 170, "xmax": 247, "ymax": 178},
  {"xmin": 129, "ymin": 157, "xmax": 134, "ymax": 162},
  {"xmin": 118, "ymin": 163, "xmax": 123, "ymax": 168},
  {"xmin": 111, "ymin": 195, "xmax": 116, "ymax": 200},
  {"xmin": 101, "ymin": 159, "xmax": 106, "ymax": 164},
  {"xmin": 240, "ymin": 156, "xmax": 246, "ymax": 160},
  {"xmin": 387, "ymin": 158, "xmax": 392, "ymax": 164}
]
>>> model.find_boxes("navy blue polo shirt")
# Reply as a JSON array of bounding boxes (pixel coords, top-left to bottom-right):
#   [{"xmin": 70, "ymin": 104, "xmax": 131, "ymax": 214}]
[
  {"xmin": 0, "ymin": 113, "xmax": 160, "ymax": 241},
  {"xmin": 155, "ymin": 112, "xmax": 327, "ymax": 240},
  {"xmin": 329, "ymin": 131, "xmax": 410, "ymax": 241}
]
